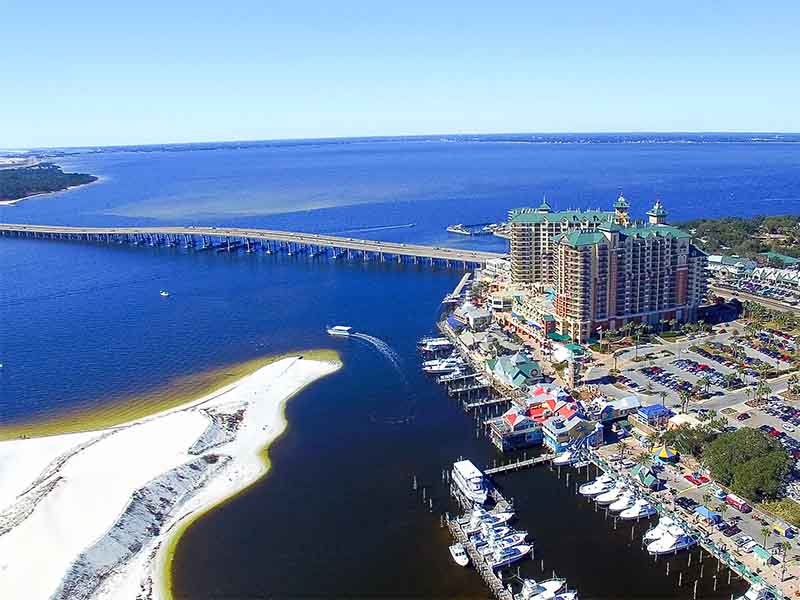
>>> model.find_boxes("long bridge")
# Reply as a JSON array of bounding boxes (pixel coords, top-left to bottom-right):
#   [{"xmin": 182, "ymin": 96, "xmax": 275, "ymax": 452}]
[{"xmin": 0, "ymin": 223, "xmax": 506, "ymax": 269}]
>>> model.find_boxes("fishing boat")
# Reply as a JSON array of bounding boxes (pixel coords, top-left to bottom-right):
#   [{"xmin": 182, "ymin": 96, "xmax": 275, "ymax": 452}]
[
  {"xmin": 487, "ymin": 544, "xmax": 532, "ymax": 569},
  {"xmin": 461, "ymin": 509, "xmax": 515, "ymax": 534},
  {"xmin": 449, "ymin": 543, "xmax": 469, "ymax": 567},
  {"xmin": 326, "ymin": 325, "xmax": 353, "ymax": 337},
  {"xmin": 595, "ymin": 483, "xmax": 626, "ymax": 506},
  {"xmin": 159, "ymin": 290, "xmax": 170, "ymax": 297},
  {"xmin": 643, "ymin": 516, "xmax": 675, "ymax": 542},
  {"xmin": 452, "ymin": 460, "xmax": 489, "ymax": 505},
  {"xmin": 477, "ymin": 532, "xmax": 529, "ymax": 555},
  {"xmin": 646, "ymin": 529, "xmax": 696, "ymax": 555},
  {"xmin": 512, "ymin": 577, "xmax": 567, "ymax": 599},
  {"xmin": 578, "ymin": 474, "xmax": 614, "ymax": 497},
  {"xmin": 418, "ymin": 337, "xmax": 453, "ymax": 352},
  {"xmin": 620, "ymin": 498, "xmax": 657, "ymax": 520},
  {"xmin": 470, "ymin": 525, "xmax": 513, "ymax": 547},
  {"xmin": 608, "ymin": 492, "xmax": 636, "ymax": 513}
]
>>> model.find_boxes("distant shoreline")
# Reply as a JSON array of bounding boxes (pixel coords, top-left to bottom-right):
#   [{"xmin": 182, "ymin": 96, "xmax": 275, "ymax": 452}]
[{"xmin": 0, "ymin": 163, "xmax": 100, "ymax": 206}]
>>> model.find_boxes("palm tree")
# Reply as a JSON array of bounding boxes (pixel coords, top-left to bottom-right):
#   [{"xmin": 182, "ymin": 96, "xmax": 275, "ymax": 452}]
[
  {"xmin": 724, "ymin": 372, "xmax": 738, "ymax": 389},
  {"xmin": 659, "ymin": 390, "xmax": 668, "ymax": 407},
  {"xmin": 717, "ymin": 502, "xmax": 729, "ymax": 521},
  {"xmin": 699, "ymin": 375, "xmax": 712, "ymax": 395},
  {"xmin": 780, "ymin": 540, "xmax": 792, "ymax": 581},
  {"xmin": 702, "ymin": 492, "xmax": 712, "ymax": 506},
  {"xmin": 634, "ymin": 451, "xmax": 651, "ymax": 469},
  {"xmin": 761, "ymin": 526, "xmax": 772, "ymax": 549},
  {"xmin": 679, "ymin": 390, "xmax": 691, "ymax": 414}
]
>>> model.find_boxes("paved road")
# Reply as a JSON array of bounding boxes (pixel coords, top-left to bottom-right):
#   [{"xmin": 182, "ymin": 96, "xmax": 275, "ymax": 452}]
[
  {"xmin": 712, "ymin": 285, "xmax": 800, "ymax": 315},
  {"xmin": 0, "ymin": 223, "xmax": 507, "ymax": 265}
]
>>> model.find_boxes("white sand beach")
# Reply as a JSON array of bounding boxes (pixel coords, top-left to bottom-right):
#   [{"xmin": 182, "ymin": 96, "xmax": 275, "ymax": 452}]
[{"xmin": 0, "ymin": 354, "xmax": 340, "ymax": 600}]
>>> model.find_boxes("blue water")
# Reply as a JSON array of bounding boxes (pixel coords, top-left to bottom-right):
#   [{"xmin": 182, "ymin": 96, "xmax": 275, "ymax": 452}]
[{"xmin": 2, "ymin": 134, "xmax": 793, "ymax": 598}]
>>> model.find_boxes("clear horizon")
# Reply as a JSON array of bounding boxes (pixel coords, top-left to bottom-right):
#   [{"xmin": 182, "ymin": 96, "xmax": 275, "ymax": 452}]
[{"xmin": 3, "ymin": 1, "xmax": 800, "ymax": 148}]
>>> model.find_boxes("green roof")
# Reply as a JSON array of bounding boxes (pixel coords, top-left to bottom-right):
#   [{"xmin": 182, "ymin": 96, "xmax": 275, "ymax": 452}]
[
  {"xmin": 613, "ymin": 195, "xmax": 630, "ymax": 209},
  {"xmin": 542, "ymin": 314, "xmax": 556, "ymax": 322},
  {"xmin": 548, "ymin": 332, "xmax": 571, "ymax": 342},
  {"xmin": 555, "ymin": 231, "xmax": 607, "ymax": 247},
  {"xmin": 760, "ymin": 251, "xmax": 800, "ymax": 265},
  {"xmin": 646, "ymin": 200, "xmax": 668, "ymax": 217},
  {"xmin": 509, "ymin": 209, "xmax": 615, "ymax": 225},
  {"xmin": 622, "ymin": 224, "xmax": 690, "ymax": 240}
]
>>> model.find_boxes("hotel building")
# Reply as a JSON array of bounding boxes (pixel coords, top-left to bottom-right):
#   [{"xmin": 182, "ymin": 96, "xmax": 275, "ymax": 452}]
[{"xmin": 509, "ymin": 197, "xmax": 707, "ymax": 343}]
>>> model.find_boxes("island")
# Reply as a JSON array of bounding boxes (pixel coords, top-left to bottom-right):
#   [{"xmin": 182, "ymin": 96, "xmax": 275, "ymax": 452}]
[{"xmin": 0, "ymin": 162, "xmax": 98, "ymax": 205}]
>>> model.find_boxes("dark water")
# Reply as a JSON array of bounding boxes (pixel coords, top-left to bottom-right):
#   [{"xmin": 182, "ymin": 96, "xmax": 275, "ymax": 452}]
[{"xmin": 3, "ymin": 135, "xmax": 794, "ymax": 598}]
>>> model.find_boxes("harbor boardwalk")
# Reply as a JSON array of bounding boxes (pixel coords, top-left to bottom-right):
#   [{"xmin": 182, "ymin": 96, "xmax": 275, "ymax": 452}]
[
  {"xmin": 0, "ymin": 223, "xmax": 505, "ymax": 268},
  {"xmin": 485, "ymin": 454, "xmax": 555, "ymax": 475},
  {"xmin": 447, "ymin": 518, "xmax": 514, "ymax": 600}
]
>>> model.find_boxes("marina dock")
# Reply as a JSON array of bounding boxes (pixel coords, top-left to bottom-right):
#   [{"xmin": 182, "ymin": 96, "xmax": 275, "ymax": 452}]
[
  {"xmin": 484, "ymin": 454, "xmax": 555, "ymax": 475},
  {"xmin": 447, "ymin": 518, "xmax": 514, "ymax": 600}
]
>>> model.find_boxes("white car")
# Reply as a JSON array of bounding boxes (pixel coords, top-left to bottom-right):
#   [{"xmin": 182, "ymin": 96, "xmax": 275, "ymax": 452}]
[
  {"xmin": 741, "ymin": 540, "xmax": 759, "ymax": 553},
  {"xmin": 785, "ymin": 424, "xmax": 796, "ymax": 433}
]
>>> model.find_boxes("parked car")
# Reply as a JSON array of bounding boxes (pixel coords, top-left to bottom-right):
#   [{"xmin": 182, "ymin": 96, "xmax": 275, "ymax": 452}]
[{"xmin": 736, "ymin": 412, "xmax": 751, "ymax": 421}]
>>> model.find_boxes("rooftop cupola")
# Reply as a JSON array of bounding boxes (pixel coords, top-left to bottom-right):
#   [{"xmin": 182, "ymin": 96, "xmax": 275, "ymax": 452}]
[
  {"xmin": 537, "ymin": 196, "xmax": 552, "ymax": 213},
  {"xmin": 613, "ymin": 194, "xmax": 630, "ymax": 225},
  {"xmin": 646, "ymin": 199, "xmax": 668, "ymax": 225}
]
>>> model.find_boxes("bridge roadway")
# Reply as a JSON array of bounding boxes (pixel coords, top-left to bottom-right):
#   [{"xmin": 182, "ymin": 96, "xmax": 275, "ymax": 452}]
[{"xmin": 0, "ymin": 223, "xmax": 507, "ymax": 266}]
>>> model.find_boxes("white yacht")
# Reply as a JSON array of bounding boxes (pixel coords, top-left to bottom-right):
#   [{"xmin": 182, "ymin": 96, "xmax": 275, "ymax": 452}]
[
  {"xmin": 513, "ymin": 578, "xmax": 567, "ymax": 600},
  {"xmin": 449, "ymin": 543, "xmax": 469, "ymax": 567},
  {"xmin": 595, "ymin": 483, "xmax": 626, "ymax": 506},
  {"xmin": 419, "ymin": 338, "xmax": 453, "ymax": 352},
  {"xmin": 552, "ymin": 450, "xmax": 578, "ymax": 466},
  {"xmin": 487, "ymin": 544, "xmax": 533, "ymax": 569},
  {"xmin": 462, "ymin": 509, "xmax": 515, "ymax": 534},
  {"xmin": 423, "ymin": 357, "xmax": 463, "ymax": 374},
  {"xmin": 608, "ymin": 492, "xmax": 636, "ymax": 513},
  {"xmin": 578, "ymin": 474, "xmax": 614, "ymax": 497},
  {"xmin": 452, "ymin": 460, "xmax": 489, "ymax": 505},
  {"xmin": 643, "ymin": 516, "xmax": 675, "ymax": 542},
  {"xmin": 620, "ymin": 498, "xmax": 657, "ymax": 520},
  {"xmin": 326, "ymin": 325, "xmax": 353, "ymax": 337},
  {"xmin": 470, "ymin": 524, "xmax": 512, "ymax": 547},
  {"xmin": 647, "ymin": 529, "xmax": 696, "ymax": 555},
  {"xmin": 159, "ymin": 290, "xmax": 170, "ymax": 297}
]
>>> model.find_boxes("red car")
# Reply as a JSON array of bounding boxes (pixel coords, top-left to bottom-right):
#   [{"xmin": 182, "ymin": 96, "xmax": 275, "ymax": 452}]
[
  {"xmin": 736, "ymin": 412, "xmax": 751, "ymax": 421},
  {"xmin": 685, "ymin": 473, "xmax": 710, "ymax": 485}
]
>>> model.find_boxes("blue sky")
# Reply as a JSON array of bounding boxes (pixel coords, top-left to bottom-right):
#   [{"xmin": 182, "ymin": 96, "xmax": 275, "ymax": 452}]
[{"xmin": 3, "ymin": 1, "xmax": 799, "ymax": 147}]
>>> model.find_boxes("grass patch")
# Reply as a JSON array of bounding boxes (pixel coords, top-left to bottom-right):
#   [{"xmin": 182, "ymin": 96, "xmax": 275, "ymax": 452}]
[
  {"xmin": 0, "ymin": 349, "xmax": 341, "ymax": 441},
  {"xmin": 760, "ymin": 499, "xmax": 800, "ymax": 528}
]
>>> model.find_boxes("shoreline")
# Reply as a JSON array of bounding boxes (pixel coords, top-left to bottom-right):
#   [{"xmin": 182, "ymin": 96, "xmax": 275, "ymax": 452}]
[
  {"xmin": 0, "ymin": 173, "xmax": 104, "ymax": 206},
  {"xmin": 0, "ymin": 351, "xmax": 342, "ymax": 600}
]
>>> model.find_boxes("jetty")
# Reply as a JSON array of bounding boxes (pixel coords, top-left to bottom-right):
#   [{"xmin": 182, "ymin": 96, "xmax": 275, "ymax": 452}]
[
  {"xmin": 447, "ymin": 518, "xmax": 514, "ymax": 600},
  {"xmin": 0, "ymin": 223, "xmax": 505, "ymax": 269}
]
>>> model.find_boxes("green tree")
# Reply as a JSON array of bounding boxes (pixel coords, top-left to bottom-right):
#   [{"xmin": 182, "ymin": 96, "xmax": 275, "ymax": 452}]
[{"xmin": 761, "ymin": 526, "xmax": 772, "ymax": 549}]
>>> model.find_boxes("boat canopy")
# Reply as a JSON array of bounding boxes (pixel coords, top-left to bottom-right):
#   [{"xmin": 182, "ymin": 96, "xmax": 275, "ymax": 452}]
[
  {"xmin": 453, "ymin": 459, "xmax": 484, "ymax": 480},
  {"xmin": 694, "ymin": 506, "xmax": 722, "ymax": 523}
]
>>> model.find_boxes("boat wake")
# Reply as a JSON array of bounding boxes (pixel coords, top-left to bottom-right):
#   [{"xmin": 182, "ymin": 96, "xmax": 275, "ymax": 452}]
[
  {"xmin": 331, "ymin": 223, "xmax": 416, "ymax": 235},
  {"xmin": 350, "ymin": 333, "xmax": 402, "ymax": 371}
]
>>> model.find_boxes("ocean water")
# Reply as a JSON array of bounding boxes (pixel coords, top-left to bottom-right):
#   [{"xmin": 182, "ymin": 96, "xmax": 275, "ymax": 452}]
[{"xmin": 3, "ymin": 135, "xmax": 796, "ymax": 598}]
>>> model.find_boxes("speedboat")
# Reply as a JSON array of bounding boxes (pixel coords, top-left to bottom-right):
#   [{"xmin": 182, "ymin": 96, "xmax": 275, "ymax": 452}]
[
  {"xmin": 449, "ymin": 543, "xmax": 469, "ymax": 567},
  {"xmin": 643, "ymin": 516, "xmax": 675, "ymax": 542},
  {"xmin": 326, "ymin": 325, "xmax": 353, "ymax": 337},
  {"xmin": 620, "ymin": 498, "xmax": 657, "ymax": 520},
  {"xmin": 487, "ymin": 544, "xmax": 532, "ymax": 569},
  {"xmin": 647, "ymin": 529, "xmax": 696, "ymax": 555},
  {"xmin": 477, "ymin": 532, "xmax": 529, "ymax": 555},
  {"xmin": 608, "ymin": 492, "xmax": 635, "ymax": 513},
  {"xmin": 595, "ymin": 483, "xmax": 626, "ymax": 506},
  {"xmin": 513, "ymin": 577, "xmax": 566, "ymax": 600},
  {"xmin": 578, "ymin": 474, "xmax": 614, "ymax": 497},
  {"xmin": 159, "ymin": 290, "xmax": 170, "ymax": 297}
]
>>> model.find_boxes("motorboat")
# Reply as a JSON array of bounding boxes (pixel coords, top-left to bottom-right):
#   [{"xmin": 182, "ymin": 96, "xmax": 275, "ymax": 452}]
[
  {"xmin": 643, "ymin": 516, "xmax": 675, "ymax": 542},
  {"xmin": 470, "ymin": 525, "xmax": 513, "ymax": 547},
  {"xmin": 608, "ymin": 492, "xmax": 636, "ymax": 513},
  {"xmin": 477, "ymin": 532, "xmax": 529, "ymax": 555},
  {"xmin": 326, "ymin": 325, "xmax": 353, "ymax": 337},
  {"xmin": 620, "ymin": 498, "xmax": 657, "ymax": 520},
  {"xmin": 423, "ymin": 357, "xmax": 463, "ymax": 374},
  {"xmin": 159, "ymin": 290, "xmax": 170, "ymax": 297},
  {"xmin": 513, "ymin": 577, "xmax": 566, "ymax": 600},
  {"xmin": 487, "ymin": 544, "xmax": 533, "ymax": 569},
  {"xmin": 419, "ymin": 337, "xmax": 453, "ymax": 353},
  {"xmin": 647, "ymin": 529, "xmax": 696, "ymax": 555},
  {"xmin": 735, "ymin": 585, "xmax": 775, "ymax": 600},
  {"xmin": 462, "ymin": 509, "xmax": 515, "ymax": 534},
  {"xmin": 552, "ymin": 450, "xmax": 578, "ymax": 466},
  {"xmin": 578, "ymin": 474, "xmax": 614, "ymax": 497},
  {"xmin": 449, "ymin": 543, "xmax": 469, "ymax": 567},
  {"xmin": 595, "ymin": 484, "xmax": 627, "ymax": 506},
  {"xmin": 452, "ymin": 460, "xmax": 489, "ymax": 505},
  {"xmin": 553, "ymin": 593, "xmax": 579, "ymax": 600}
]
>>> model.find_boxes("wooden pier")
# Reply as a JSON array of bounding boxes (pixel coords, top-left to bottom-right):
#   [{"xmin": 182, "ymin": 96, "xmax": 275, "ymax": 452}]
[
  {"xmin": 0, "ymin": 223, "xmax": 505, "ymax": 269},
  {"xmin": 485, "ymin": 454, "xmax": 555, "ymax": 475},
  {"xmin": 463, "ymin": 396, "xmax": 510, "ymax": 411},
  {"xmin": 447, "ymin": 518, "xmax": 514, "ymax": 600}
]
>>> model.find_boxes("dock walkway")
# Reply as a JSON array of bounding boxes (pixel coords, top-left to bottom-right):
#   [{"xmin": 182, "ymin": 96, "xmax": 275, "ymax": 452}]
[{"xmin": 485, "ymin": 454, "xmax": 555, "ymax": 475}]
